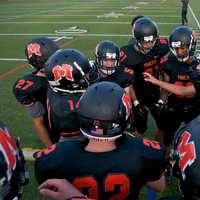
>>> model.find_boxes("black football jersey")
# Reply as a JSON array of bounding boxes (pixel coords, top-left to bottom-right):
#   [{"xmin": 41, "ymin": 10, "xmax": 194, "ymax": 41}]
[
  {"xmin": 162, "ymin": 56, "xmax": 200, "ymax": 110},
  {"xmin": 120, "ymin": 38, "xmax": 169, "ymax": 103},
  {"xmin": 35, "ymin": 135, "xmax": 165, "ymax": 200},
  {"xmin": 92, "ymin": 63, "xmax": 135, "ymax": 88},
  {"xmin": 47, "ymin": 88, "xmax": 82, "ymax": 138},
  {"xmin": 175, "ymin": 115, "xmax": 200, "ymax": 199}
]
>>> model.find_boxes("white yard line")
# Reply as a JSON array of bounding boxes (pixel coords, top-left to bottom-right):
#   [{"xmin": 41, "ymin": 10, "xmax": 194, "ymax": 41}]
[
  {"xmin": 189, "ymin": 5, "xmax": 200, "ymax": 30},
  {"xmin": 0, "ymin": 21, "xmax": 179, "ymax": 25},
  {"xmin": 0, "ymin": 14, "xmax": 180, "ymax": 17},
  {"xmin": 0, "ymin": 33, "xmax": 168, "ymax": 37},
  {"xmin": 0, "ymin": 58, "xmax": 26, "ymax": 61},
  {"xmin": 188, "ymin": 5, "xmax": 200, "ymax": 52}
]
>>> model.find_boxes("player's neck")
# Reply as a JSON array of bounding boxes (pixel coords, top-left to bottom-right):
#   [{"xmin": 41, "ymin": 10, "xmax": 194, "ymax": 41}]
[
  {"xmin": 85, "ymin": 139, "xmax": 117, "ymax": 153},
  {"xmin": 36, "ymin": 71, "xmax": 46, "ymax": 77},
  {"xmin": 185, "ymin": 57, "xmax": 193, "ymax": 64}
]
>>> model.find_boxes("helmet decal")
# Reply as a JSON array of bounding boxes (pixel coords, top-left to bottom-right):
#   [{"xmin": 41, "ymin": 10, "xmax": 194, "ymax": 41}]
[
  {"xmin": 52, "ymin": 64, "xmax": 74, "ymax": 82},
  {"xmin": 45, "ymin": 48, "xmax": 91, "ymax": 93},
  {"xmin": 27, "ymin": 43, "xmax": 42, "ymax": 58},
  {"xmin": 169, "ymin": 26, "xmax": 196, "ymax": 62}
]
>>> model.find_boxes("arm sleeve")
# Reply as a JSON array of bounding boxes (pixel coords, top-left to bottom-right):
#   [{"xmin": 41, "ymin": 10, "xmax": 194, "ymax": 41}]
[{"xmin": 26, "ymin": 101, "xmax": 45, "ymax": 118}]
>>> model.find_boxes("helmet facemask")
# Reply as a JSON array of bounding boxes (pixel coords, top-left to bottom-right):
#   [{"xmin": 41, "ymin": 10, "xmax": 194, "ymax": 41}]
[
  {"xmin": 135, "ymin": 35, "xmax": 157, "ymax": 54},
  {"xmin": 169, "ymin": 26, "xmax": 197, "ymax": 63},
  {"xmin": 95, "ymin": 40, "xmax": 120, "ymax": 77},
  {"xmin": 98, "ymin": 54, "xmax": 119, "ymax": 77},
  {"xmin": 171, "ymin": 41, "xmax": 191, "ymax": 62}
]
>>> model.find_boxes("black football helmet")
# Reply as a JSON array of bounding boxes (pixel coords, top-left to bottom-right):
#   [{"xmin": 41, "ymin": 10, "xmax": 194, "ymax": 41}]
[
  {"xmin": 0, "ymin": 123, "xmax": 29, "ymax": 200},
  {"xmin": 95, "ymin": 40, "xmax": 120, "ymax": 76},
  {"xmin": 78, "ymin": 81, "xmax": 132, "ymax": 141},
  {"xmin": 131, "ymin": 15, "xmax": 144, "ymax": 27},
  {"xmin": 169, "ymin": 26, "xmax": 197, "ymax": 62},
  {"xmin": 133, "ymin": 17, "xmax": 159, "ymax": 54},
  {"xmin": 25, "ymin": 37, "xmax": 59, "ymax": 71},
  {"xmin": 45, "ymin": 48, "xmax": 92, "ymax": 93}
]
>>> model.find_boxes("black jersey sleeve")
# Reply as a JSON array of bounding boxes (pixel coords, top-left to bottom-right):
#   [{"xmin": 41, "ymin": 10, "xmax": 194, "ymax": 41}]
[
  {"xmin": 142, "ymin": 138, "xmax": 165, "ymax": 181},
  {"xmin": 34, "ymin": 144, "xmax": 64, "ymax": 184},
  {"xmin": 13, "ymin": 74, "xmax": 47, "ymax": 105},
  {"xmin": 101, "ymin": 65, "xmax": 135, "ymax": 88},
  {"xmin": 26, "ymin": 101, "xmax": 45, "ymax": 117}
]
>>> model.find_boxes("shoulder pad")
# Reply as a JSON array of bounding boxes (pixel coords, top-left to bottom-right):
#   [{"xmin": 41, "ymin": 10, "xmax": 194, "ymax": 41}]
[
  {"xmin": 34, "ymin": 144, "xmax": 57, "ymax": 159},
  {"xmin": 120, "ymin": 49, "xmax": 128, "ymax": 63},
  {"xmin": 13, "ymin": 74, "xmax": 47, "ymax": 105},
  {"xmin": 123, "ymin": 66, "xmax": 134, "ymax": 75},
  {"xmin": 159, "ymin": 38, "xmax": 168, "ymax": 45}
]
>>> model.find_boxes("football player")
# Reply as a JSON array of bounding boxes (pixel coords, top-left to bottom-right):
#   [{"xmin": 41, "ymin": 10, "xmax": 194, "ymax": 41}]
[
  {"xmin": 120, "ymin": 17, "xmax": 169, "ymax": 138},
  {"xmin": 13, "ymin": 37, "xmax": 59, "ymax": 146},
  {"xmin": 92, "ymin": 40, "xmax": 135, "ymax": 89},
  {"xmin": 170, "ymin": 115, "xmax": 200, "ymax": 200},
  {"xmin": 35, "ymin": 81, "xmax": 166, "ymax": 200},
  {"xmin": 92, "ymin": 40, "xmax": 135, "ymax": 133},
  {"xmin": 181, "ymin": 0, "xmax": 189, "ymax": 25},
  {"xmin": 151, "ymin": 26, "xmax": 200, "ymax": 148},
  {"xmin": 0, "ymin": 122, "xmax": 28, "ymax": 200},
  {"xmin": 45, "ymin": 48, "xmax": 93, "ymax": 141}
]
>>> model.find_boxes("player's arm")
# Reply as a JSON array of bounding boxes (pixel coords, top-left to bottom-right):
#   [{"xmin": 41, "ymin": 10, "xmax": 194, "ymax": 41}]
[
  {"xmin": 143, "ymin": 138, "xmax": 166, "ymax": 192},
  {"xmin": 129, "ymin": 85, "xmax": 138, "ymax": 105},
  {"xmin": 159, "ymin": 72, "xmax": 170, "ymax": 102},
  {"xmin": 38, "ymin": 178, "xmax": 94, "ymax": 200},
  {"xmin": 26, "ymin": 102, "xmax": 53, "ymax": 146},
  {"xmin": 146, "ymin": 173, "xmax": 165, "ymax": 192},
  {"xmin": 32, "ymin": 116, "xmax": 53, "ymax": 146},
  {"xmin": 144, "ymin": 72, "xmax": 196, "ymax": 96}
]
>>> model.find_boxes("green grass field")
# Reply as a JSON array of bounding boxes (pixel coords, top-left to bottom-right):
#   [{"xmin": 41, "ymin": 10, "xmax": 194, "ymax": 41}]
[{"xmin": 0, "ymin": 0, "xmax": 200, "ymax": 199}]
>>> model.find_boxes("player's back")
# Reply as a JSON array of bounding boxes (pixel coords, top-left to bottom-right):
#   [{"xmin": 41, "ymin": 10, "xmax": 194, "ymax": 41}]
[
  {"xmin": 47, "ymin": 88, "xmax": 82, "ymax": 139},
  {"xmin": 35, "ymin": 134, "xmax": 165, "ymax": 200}
]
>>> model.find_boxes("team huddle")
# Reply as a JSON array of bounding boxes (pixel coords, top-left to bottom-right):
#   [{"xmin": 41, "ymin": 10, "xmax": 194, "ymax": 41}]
[{"xmin": 1, "ymin": 16, "xmax": 200, "ymax": 200}]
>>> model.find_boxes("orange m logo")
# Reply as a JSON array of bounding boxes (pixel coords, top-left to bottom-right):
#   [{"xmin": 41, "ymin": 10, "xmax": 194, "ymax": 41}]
[
  {"xmin": 177, "ymin": 131, "xmax": 196, "ymax": 179},
  {"xmin": 52, "ymin": 64, "xmax": 74, "ymax": 81},
  {"xmin": 27, "ymin": 43, "xmax": 41, "ymax": 58}
]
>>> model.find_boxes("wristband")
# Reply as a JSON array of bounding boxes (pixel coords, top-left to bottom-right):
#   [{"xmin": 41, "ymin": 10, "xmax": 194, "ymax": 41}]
[
  {"xmin": 133, "ymin": 100, "xmax": 139, "ymax": 107},
  {"xmin": 158, "ymin": 99, "xmax": 164, "ymax": 104}
]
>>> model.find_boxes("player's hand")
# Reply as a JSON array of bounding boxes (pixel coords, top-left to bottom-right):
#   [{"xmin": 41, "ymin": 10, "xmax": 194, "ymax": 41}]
[
  {"xmin": 134, "ymin": 103, "xmax": 149, "ymax": 118},
  {"xmin": 143, "ymin": 72, "xmax": 158, "ymax": 85},
  {"xmin": 38, "ymin": 179, "xmax": 85, "ymax": 200},
  {"xmin": 154, "ymin": 100, "xmax": 167, "ymax": 117}
]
